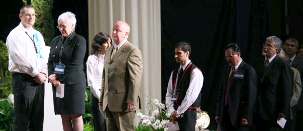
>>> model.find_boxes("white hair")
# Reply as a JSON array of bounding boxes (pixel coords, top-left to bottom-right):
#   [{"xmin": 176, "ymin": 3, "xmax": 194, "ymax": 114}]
[
  {"xmin": 266, "ymin": 36, "xmax": 282, "ymax": 49},
  {"xmin": 57, "ymin": 11, "xmax": 77, "ymax": 30}
]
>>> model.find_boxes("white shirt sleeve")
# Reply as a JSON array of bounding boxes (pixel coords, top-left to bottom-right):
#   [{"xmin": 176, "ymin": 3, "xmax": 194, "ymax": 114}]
[
  {"xmin": 6, "ymin": 31, "xmax": 39, "ymax": 77},
  {"xmin": 86, "ymin": 56, "xmax": 94, "ymax": 86},
  {"xmin": 86, "ymin": 55, "xmax": 102, "ymax": 99},
  {"xmin": 176, "ymin": 68, "xmax": 204, "ymax": 115},
  {"xmin": 165, "ymin": 72, "xmax": 175, "ymax": 115}
]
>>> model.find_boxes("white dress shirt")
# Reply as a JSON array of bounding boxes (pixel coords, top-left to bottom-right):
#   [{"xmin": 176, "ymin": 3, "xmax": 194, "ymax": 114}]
[
  {"xmin": 86, "ymin": 54, "xmax": 105, "ymax": 99},
  {"xmin": 112, "ymin": 39, "xmax": 127, "ymax": 50},
  {"xmin": 165, "ymin": 60, "xmax": 204, "ymax": 116},
  {"xmin": 6, "ymin": 23, "xmax": 48, "ymax": 77},
  {"xmin": 267, "ymin": 54, "xmax": 277, "ymax": 64}
]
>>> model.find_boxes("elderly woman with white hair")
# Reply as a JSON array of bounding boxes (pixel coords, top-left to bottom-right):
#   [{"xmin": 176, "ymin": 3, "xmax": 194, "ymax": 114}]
[{"xmin": 48, "ymin": 11, "xmax": 86, "ymax": 131}]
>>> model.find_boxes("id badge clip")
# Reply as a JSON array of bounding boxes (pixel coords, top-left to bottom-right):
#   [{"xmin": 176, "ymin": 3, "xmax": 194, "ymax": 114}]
[
  {"xmin": 54, "ymin": 62, "xmax": 65, "ymax": 74},
  {"xmin": 172, "ymin": 95, "xmax": 177, "ymax": 101}
]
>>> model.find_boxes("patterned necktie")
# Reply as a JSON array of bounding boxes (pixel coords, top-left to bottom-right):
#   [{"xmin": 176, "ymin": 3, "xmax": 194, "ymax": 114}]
[{"xmin": 110, "ymin": 47, "xmax": 117, "ymax": 60}]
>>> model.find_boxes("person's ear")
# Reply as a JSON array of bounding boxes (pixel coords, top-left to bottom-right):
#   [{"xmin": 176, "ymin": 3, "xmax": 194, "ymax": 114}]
[
  {"xmin": 186, "ymin": 51, "xmax": 190, "ymax": 56},
  {"xmin": 276, "ymin": 48, "xmax": 280, "ymax": 54}
]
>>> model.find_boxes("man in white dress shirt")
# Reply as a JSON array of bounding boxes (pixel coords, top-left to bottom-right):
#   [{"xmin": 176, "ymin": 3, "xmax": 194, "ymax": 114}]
[
  {"xmin": 6, "ymin": 5, "xmax": 48, "ymax": 131},
  {"xmin": 165, "ymin": 41, "xmax": 204, "ymax": 131}
]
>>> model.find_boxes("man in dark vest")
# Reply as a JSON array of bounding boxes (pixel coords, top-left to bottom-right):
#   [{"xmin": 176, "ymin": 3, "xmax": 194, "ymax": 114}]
[{"xmin": 165, "ymin": 41, "xmax": 204, "ymax": 131}]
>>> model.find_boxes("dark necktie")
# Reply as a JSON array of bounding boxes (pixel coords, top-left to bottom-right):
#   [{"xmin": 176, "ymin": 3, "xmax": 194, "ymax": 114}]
[
  {"xmin": 289, "ymin": 59, "xmax": 293, "ymax": 66},
  {"xmin": 174, "ymin": 68, "xmax": 184, "ymax": 109},
  {"xmin": 225, "ymin": 67, "xmax": 235, "ymax": 105},
  {"xmin": 264, "ymin": 59, "xmax": 269, "ymax": 67},
  {"xmin": 178, "ymin": 68, "xmax": 184, "ymax": 78},
  {"xmin": 176, "ymin": 68, "xmax": 184, "ymax": 89}
]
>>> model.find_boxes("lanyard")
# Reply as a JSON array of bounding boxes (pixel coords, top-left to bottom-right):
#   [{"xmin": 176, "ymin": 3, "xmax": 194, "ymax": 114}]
[
  {"xmin": 57, "ymin": 43, "xmax": 64, "ymax": 63},
  {"xmin": 25, "ymin": 32, "xmax": 38, "ymax": 54}
]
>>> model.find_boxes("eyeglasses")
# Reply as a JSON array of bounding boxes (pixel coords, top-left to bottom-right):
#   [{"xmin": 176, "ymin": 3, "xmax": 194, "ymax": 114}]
[{"xmin": 57, "ymin": 25, "xmax": 67, "ymax": 30}]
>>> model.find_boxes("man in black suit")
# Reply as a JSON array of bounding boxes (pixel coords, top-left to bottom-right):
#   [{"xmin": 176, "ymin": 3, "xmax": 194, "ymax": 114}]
[
  {"xmin": 216, "ymin": 43, "xmax": 257, "ymax": 131},
  {"xmin": 256, "ymin": 36, "xmax": 292, "ymax": 131},
  {"xmin": 283, "ymin": 37, "xmax": 303, "ymax": 131}
]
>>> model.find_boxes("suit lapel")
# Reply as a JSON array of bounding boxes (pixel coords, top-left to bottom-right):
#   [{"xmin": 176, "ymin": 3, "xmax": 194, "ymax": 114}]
[
  {"xmin": 262, "ymin": 56, "xmax": 277, "ymax": 81},
  {"xmin": 112, "ymin": 41, "xmax": 130, "ymax": 60}
]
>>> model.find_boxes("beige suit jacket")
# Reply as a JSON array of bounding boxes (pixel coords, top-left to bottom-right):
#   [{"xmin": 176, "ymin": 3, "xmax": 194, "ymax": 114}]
[{"xmin": 101, "ymin": 41, "xmax": 143, "ymax": 112}]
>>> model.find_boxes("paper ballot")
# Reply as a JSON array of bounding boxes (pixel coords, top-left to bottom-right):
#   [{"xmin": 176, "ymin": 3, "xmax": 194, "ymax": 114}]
[
  {"xmin": 277, "ymin": 117, "xmax": 287, "ymax": 129},
  {"xmin": 56, "ymin": 84, "xmax": 64, "ymax": 98}
]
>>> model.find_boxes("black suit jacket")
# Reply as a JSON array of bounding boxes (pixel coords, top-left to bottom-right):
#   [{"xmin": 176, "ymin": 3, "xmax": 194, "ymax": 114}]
[
  {"xmin": 258, "ymin": 56, "xmax": 292, "ymax": 120},
  {"xmin": 48, "ymin": 32, "xmax": 87, "ymax": 114},
  {"xmin": 217, "ymin": 61, "xmax": 258, "ymax": 127},
  {"xmin": 292, "ymin": 56, "xmax": 303, "ymax": 110},
  {"xmin": 48, "ymin": 32, "xmax": 87, "ymax": 86}
]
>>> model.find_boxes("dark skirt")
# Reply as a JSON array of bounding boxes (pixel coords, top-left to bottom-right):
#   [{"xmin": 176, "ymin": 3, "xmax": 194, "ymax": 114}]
[{"xmin": 52, "ymin": 81, "xmax": 85, "ymax": 115}]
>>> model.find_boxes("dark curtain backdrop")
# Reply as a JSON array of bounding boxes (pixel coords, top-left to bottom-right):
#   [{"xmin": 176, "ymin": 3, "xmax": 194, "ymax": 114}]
[
  {"xmin": 0, "ymin": 1, "xmax": 23, "ymax": 41},
  {"xmin": 0, "ymin": 0, "xmax": 88, "ymax": 44},
  {"xmin": 53, "ymin": 0, "xmax": 88, "ymax": 40},
  {"xmin": 161, "ymin": 0, "xmax": 302, "ymax": 129},
  {"xmin": 52, "ymin": 0, "xmax": 89, "ymax": 64},
  {"xmin": 0, "ymin": 0, "xmax": 302, "ymax": 129}
]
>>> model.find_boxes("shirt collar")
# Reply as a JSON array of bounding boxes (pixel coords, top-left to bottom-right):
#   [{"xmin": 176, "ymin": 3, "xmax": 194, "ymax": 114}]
[
  {"xmin": 290, "ymin": 55, "xmax": 296, "ymax": 62},
  {"xmin": 180, "ymin": 60, "xmax": 191, "ymax": 70},
  {"xmin": 19, "ymin": 23, "xmax": 35, "ymax": 35},
  {"xmin": 234, "ymin": 59, "xmax": 242, "ymax": 70},
  {"xmin": 267, "ymin": 54, "xmax": 277, "ymax": 63},
  {"xmin": 113, "ymin": 39, "xmax": 127, "ymax": 49}
]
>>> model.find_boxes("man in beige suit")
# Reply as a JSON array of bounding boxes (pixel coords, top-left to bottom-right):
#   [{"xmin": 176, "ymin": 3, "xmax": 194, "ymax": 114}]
[{"xmin": 101, "ymin": 20, "xmax": 143, "ymax": 131}]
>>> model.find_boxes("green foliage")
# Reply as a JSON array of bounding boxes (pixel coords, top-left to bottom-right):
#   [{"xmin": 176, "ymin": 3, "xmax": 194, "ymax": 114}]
[
  {"xmin": 0, "ymin": 99, "xmax": 13, "ymax": 130},
  {"xmin": 23, "ymin": 0, "xmax": 55, "ymax": 45},
  {"xmin": 0, "ymin": 41, "xmax": 12, "ymax": 98},
  {"xmin": 84, "ymin": 88, "xmax": 93, "ymax": 128},
  {"xmin": 84, "ymin": 123, "xmax": 93, "ymax": 131},
  {"xmin": 136, "ymin": 124, "xmax": 154, "ymax": 131}
]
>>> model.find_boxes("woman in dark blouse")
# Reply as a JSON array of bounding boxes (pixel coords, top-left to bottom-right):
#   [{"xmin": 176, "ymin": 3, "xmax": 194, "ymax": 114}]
[{"xmin": 48, "ymin": 11, "xmax": 86, "ymax": 131}]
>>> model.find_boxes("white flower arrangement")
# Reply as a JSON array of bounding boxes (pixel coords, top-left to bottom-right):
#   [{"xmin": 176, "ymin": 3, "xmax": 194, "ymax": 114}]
[
  {"xmin": 136, "ymin": 99, "xmax": 170, "ymax": 131},
  {"xmin": 136, "ymin": 98, "xmax": 210, "ymax": 131}
]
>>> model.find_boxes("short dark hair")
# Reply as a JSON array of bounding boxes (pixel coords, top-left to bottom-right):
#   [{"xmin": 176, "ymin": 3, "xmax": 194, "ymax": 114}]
[
  {"xmin": 225, "ymin": 43, "xmax": 241, "ymax": 53},
  {"xmin": 20, "ymin": 5, "xmax": 34, "ymax": 15},
  {"xmin": 175, "ymin": 41, "xmax": 191, "ymax": 54},
  {"xmin": 285, "ymin": 37, "xmax": 300, "ymax": 48},
  {"xmin": 91, "ymin": 32, "xmax": 111, "ymax": 54}
]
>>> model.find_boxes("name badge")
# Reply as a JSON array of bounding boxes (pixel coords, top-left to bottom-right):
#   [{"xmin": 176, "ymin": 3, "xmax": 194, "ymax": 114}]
[
  {"xmin": 233, "ymin": 73, "xmax": 244, "ymax": 79},
  {"xmin": 54, "ymin": 63, "xmax": 65, "ymax": 74}
]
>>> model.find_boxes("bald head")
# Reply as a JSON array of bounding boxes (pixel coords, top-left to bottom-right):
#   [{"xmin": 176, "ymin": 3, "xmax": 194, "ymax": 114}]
[{"xmin": 112, "ymin": 20, "xmax": 130, "ymax": 44}]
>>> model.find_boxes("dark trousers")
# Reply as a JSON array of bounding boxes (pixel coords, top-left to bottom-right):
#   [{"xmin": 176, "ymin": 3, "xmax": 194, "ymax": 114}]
[
  {"xmin": 12, "ymin": 73, "xmax": 44, "ymax": 131},
  {"xmin": 221, "ymin": 108, "xmax": 236, "ymax": 131},
  {"xmin": 91, "ymin": 95, "xmax": 106, "ymax": 131},
  {"xmin": 295, "ymin": 110, "xmax": 303, "ymax": 131},
  {"xmin": 255, "ymin": 116, "xmax": 285, "ymax": 131},
  {"xmin": 221, "ymin": 107, "xmax": 251, "ymax": 131},
  {"xmin": 285, "ymin": 107, "xmax": 296, "ymax": 131},
  {"xmin": 178, "ymin": 111, "xmax": 196, "ymax": 131}
]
